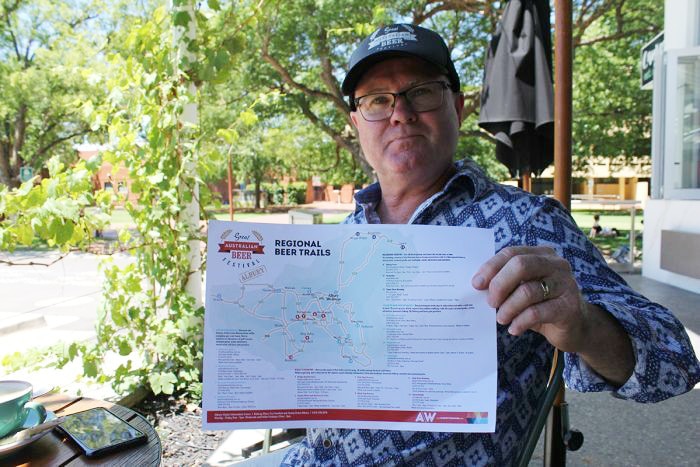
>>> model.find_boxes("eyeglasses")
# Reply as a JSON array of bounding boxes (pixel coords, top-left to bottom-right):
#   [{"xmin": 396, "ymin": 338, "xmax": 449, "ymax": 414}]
[{"xmin": 354, "ymin": 81, "xmax": 450, "ymax": 122}]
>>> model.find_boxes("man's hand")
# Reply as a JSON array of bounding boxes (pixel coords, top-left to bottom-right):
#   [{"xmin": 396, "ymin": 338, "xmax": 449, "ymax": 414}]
[
  {"xmin": 471, "ymin": 246, "xmax": 587, "ymax": 352},
  {"xmin": 472, "ymin": 246, "xmax": 635, "ymax": 386}
]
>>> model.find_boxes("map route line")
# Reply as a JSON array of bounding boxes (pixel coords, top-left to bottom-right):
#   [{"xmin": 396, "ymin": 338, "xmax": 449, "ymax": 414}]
[
  {"xmin": 212, "ymin": 230, "xmax": 408, "ymax": 367},
  {"xmin": 337, "ymin": 231, "xmax": 406, "ymax": 290}
]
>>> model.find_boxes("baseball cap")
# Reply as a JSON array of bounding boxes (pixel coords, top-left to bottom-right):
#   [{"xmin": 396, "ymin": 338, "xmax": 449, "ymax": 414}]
[{"xmin": 341, "ymin": 23, "xmax": 461, "ymax": 97}]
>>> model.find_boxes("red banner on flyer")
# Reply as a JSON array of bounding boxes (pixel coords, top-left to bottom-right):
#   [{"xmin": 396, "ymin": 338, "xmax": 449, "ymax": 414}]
[
  {"xmin": 218, "ymin": 241, "xmax": 265, "ymax": 254},
  {"xmin": 207, "ymin": 409, "xmax": 489, "ymax": 425}
]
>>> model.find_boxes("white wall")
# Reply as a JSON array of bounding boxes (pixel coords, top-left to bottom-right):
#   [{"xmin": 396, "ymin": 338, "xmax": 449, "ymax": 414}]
[
  {"xmin": 665, "ymin": 0, "xmax": 700, "ymax": 49},
  {"xmin": 643, "ymin": 200, "xmax": 700, "ymax": 292}
]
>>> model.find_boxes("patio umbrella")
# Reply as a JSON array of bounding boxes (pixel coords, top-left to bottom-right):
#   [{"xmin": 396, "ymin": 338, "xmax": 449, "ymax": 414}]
[{"xmin": 478, "ymin": 0, "xmax": 554, "ymax": 181}]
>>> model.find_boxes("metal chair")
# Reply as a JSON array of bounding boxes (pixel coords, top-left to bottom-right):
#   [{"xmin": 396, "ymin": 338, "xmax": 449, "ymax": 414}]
[{"xmin": 516, "ymin": 350, "xmax": 584, "ymax": 467}]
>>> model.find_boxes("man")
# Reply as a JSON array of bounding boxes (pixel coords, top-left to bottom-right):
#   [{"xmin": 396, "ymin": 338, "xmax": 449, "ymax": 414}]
[{"xmin": 282, "ymin": 24, "xmax": 700, "ymax": 466}]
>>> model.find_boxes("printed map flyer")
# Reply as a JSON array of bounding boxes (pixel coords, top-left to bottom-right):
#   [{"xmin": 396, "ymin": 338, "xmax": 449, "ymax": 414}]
[{"xmin": 202, "ymin": 221, "xmax": 496, "ymax": 433}]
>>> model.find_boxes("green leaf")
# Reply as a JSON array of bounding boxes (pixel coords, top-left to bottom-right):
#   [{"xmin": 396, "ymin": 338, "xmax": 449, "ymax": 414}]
[
  {"xmin": 17, "ymin": 180, "xmax": 34, "ymax": 197},
  {"xmin": 118, "ymin": 229, "xmax": 132, "ymax": 244},
  {"xmin": 84, "ymin": 154, "xmax": 102, "ymax": 172},
  {"xmin": 207, "ymin": 0, "xmax": 221, "ymax": 10},
  {"xmin": 173, "ymin": 11, "xmax": 191, "ymax": 28},
  {"xmin": 47, "ymin": 158, "xmax": 63, "ymax": 178},
  {"xmin": 217, "ymin": 128, "xmax": 239, "ymax": 144},
  {"xmin": 148, "ymin": 372, "xmax": 177, "ymax": 395},
  {"xmin": 111, "ymin": 308, "xmax": 127, "ymax": 327},
  {"xmin": 16, "ymin": 223, "xmax": 34, "ymax": 246},
  {"xmin": 68, "ymin": 343, "xmax": 78, "ymax": 360},
  {"xmin": 153, "ymin": 5, "xmax": 168, "ymax": 24},
  {"xmin": 84, "ymin": 359, "xmax": 98, "ymax": 378},
  {"xmin": 239, "ymin": 109, "xmax": 258, "ymax": 126},
  {"xmin": 154, "ymin": 335, "xmax": 175, "ymax": 355},
  {"xmin": 52, "ymin": 219, "xmax": 74, "ymax": 244},
  {"xmin": 222, "ymin": 35, "xmax": 244, "ymax": 55},
  {"xmin": 213, "ymin": 50, "xmax": 230, "ymax": 70},
  {"xmin": 118, "ymin": 340, "xmax": 132, "ymax": 356}
]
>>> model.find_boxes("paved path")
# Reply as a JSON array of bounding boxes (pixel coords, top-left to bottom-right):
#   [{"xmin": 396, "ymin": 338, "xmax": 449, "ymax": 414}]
[{"xmin": 529, "ymin": 273, "xmax": 700, "ymax": 467}]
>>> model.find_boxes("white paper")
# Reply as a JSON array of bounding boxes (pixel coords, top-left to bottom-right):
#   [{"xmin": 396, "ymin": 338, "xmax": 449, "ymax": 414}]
[{"xmin": 203, "ymin": 221, "xmax": 496, "ymax": 433}]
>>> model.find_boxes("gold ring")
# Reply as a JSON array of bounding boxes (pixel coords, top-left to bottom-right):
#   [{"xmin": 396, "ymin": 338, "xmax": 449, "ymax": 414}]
[{"xmin": 540, "ymin": 280, "xmax": 551, "ymax": 301}]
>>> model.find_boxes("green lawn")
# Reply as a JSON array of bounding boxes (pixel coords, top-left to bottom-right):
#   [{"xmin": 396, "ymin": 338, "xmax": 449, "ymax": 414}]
[
  {"xmin": 211, "ymin": 211, "xmax": 277, "ymax": 222},
  {"xmin": 109, "ymin": 207, "xmax": 134, "ymax": 228},
  {"xmin": 320, "ymin": 212, "xmax": 350, "ymax": 224},
  {"xmin": 106, "ymin": 207, "xmax": 640, "ymax": 258},
  {"xmin": 570, "ymin": 209, "xmax": 643, "ymax": 232},
  {"xmin": 571, "ymin": 209, "xmax": 643, "ymax": 259},
  {"xmin": 111, "ymin": 208, "xmax": 641, "ymax": 229},
  {"xmin": 211, "ymin": 211, "xmax": 349, "ymax": 224}
]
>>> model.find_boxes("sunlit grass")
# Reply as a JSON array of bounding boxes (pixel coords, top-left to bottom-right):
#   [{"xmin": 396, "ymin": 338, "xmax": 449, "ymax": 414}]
[
  {"xmin": 571, "ymin": 209, "xmax": 643, "ymax": 259},
  {"xmin": 110, "ymin": 207, "xmax": 349, "ymax": 225},
  {"xmin": 211, "ymin": 211, "xmax": 276, "ymax": 222},
  {"xmin": 106, "ymin": 208, "xmax": 640, "ymax": 257},
  {"xmin": 570, "ymin": 209, "xmax": 643, "ymax": 231}
]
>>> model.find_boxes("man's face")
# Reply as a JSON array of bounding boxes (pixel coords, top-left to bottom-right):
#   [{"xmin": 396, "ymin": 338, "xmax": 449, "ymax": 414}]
[{"xmin": 350, "ymin": 57, "xmax": 464, "ymax": 187}]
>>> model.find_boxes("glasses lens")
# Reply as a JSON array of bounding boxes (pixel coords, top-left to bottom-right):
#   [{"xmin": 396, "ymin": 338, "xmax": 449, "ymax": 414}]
[
  {"xmin": 406, "ymin": 82, "xmax": 444, "ymax": 112},
  {"xmin": 358, "ymin": 94, "xmax": 393, "ymax": 121},
  {"xmin": 355, "ymin": 81, "xmax": 447, "ymax": 121}
]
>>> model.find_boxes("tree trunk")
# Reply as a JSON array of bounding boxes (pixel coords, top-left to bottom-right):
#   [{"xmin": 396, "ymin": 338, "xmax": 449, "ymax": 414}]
[
  {"xmin": 0, "ymin": 104, "xmax": 28, "ymax": 188},
  {"xmin": 0, "ymin": 142, "xmax": 15, "ymax": 187},
  {"xmin": 254, "ymin": 179, "xmax": 262, "ymax": 209},
  {"xmin": 12, "ymin": 104, "xmax": 28, "ymax": 175}
]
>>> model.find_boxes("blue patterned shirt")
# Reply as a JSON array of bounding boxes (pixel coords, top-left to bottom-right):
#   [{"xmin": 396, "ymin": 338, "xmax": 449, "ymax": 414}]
[{"xmin": 282, "ymin": 159, "xmax": 700, "ymax": 466}]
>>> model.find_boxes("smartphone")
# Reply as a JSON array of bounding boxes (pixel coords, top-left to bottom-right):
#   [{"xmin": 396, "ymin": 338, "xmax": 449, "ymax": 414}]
[{"xmin": 55, "ymin": 407, "xmax": 147, "ymax": 457}]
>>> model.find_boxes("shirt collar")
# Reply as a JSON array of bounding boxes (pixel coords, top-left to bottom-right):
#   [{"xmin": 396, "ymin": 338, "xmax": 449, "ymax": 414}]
[{"xmin": 352, "ymin": 158, "xmax": 491, "ymax": 223}]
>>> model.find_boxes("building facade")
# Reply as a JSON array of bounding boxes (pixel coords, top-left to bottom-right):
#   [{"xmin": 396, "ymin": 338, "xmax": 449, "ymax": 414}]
[{"xmin": 644, "ymin": 0, "xmax": 700, "ymax": 292}]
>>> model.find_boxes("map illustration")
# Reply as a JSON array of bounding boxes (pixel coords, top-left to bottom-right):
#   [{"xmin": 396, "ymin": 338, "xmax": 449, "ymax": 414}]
[{"xmin": 207, "ymin": 228, "xmax": 410, "ymax": 370}]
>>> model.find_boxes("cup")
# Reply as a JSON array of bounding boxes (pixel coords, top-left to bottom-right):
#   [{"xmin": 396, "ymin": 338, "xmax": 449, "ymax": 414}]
[{"xmin": 0, "ymin": 380, "xmax": 47, "ymax": 439}]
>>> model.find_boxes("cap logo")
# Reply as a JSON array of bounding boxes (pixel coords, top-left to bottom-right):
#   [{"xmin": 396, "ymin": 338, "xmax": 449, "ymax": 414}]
[{"xmin": 368, "ymin": 24, "xmax": 417, "ymax": 50}]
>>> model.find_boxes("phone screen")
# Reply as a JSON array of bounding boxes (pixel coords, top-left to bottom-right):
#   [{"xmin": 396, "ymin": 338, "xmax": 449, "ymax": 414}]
[{"xmin": 58, "ymin": 407, "xmax": 146, "ymax": 455}]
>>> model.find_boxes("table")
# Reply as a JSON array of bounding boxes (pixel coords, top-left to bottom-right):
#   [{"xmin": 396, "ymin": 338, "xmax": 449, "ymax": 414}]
[{"xmin": 1, "ymin": 392, "xmax": 161, "ymax": 466}]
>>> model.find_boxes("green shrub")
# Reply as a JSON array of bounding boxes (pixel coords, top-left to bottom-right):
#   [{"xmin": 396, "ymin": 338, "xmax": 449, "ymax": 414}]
[
  {"xmin": 287, "ymin": 182, "xmax": 307, "ymax": 205},
  {"xmin": 271, "ymin": 184, "xmax": 285, "ymax": 205},
  {"xmin": 261, "ymin": 182, "xmax": 284, "ymax": 205}
]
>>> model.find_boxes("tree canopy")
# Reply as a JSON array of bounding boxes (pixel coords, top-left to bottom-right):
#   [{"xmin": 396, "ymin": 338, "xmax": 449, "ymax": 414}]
[{"xmin": 0, "ymin": 0, "xmax": 110, "ymax": 187}]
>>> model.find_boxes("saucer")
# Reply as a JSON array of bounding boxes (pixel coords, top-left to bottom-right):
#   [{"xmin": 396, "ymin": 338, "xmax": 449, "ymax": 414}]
[{"xmin": 0, "ymin": 410, "xmax": 57, "ymax": 457}]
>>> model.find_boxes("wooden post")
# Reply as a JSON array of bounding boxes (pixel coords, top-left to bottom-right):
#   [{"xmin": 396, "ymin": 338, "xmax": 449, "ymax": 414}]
[{"xmin": 546, "ymin": 1, "xmax": 573, "ymax": 466}]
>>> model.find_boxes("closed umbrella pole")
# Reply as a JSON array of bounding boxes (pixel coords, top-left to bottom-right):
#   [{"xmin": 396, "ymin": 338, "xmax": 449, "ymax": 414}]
[
  {"xmin": 478, "ymin": 0, "xmax": 554, "ymax": 188},
  {"xmin": 554, "ymin": 0, "xmax": 572, "ymax": 211}
]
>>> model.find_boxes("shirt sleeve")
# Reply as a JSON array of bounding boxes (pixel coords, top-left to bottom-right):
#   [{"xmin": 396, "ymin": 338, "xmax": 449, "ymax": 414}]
[{"xmin": 523, "ymin": 197, "xmax": 700, "ymax": 402}]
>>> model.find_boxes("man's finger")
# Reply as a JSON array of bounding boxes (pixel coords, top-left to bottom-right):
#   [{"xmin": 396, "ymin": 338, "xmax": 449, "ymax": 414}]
[
  {"xmin": 471, "ymin": 245, "xmax": 556, "ymax": 289},
  {"xmin": 495, "ymin": 279, "xmax": 554, "ymax": 326},
  {"xmin": 506, "ymin": 303, "xmax": 553, "ymax": 336},
  {"xmin": 486, "ymin": 253, "xmax": 567, "ymax": 308}
]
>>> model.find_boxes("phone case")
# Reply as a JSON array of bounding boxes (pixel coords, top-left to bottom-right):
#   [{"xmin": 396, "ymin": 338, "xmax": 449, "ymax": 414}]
[{"xmin": 55, "ymin": 407, "xmax": 147, "ymax": 458}]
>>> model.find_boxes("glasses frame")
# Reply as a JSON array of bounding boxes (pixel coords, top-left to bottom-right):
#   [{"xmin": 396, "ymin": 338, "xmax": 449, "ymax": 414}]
[{"xmin": 353, "ymin": 80, "xmax": 450, "ymax": 122}]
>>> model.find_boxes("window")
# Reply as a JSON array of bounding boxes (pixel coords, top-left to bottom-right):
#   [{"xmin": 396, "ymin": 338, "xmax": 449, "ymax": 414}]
[{"xmin": 665, "ymin": 47, "xmax": 700, "ymax": 199}]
